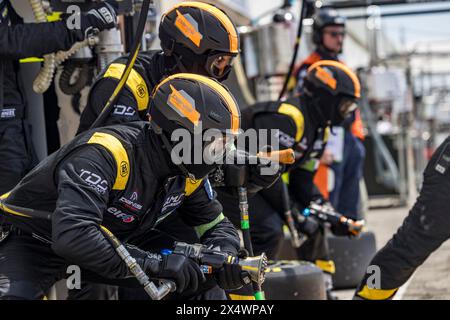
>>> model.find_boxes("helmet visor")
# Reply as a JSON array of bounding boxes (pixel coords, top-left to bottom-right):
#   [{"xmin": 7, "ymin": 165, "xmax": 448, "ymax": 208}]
[
  {"xmin": 203, "ymin": 133, "xmax": 236, "ymax": 164},
  {"xmin": 206, "ymin": 54, "xmax": 236, "ymax": 79},
  {"xmin": 338, "ymin": 98, "xmax": 358, "ymax": 119}
]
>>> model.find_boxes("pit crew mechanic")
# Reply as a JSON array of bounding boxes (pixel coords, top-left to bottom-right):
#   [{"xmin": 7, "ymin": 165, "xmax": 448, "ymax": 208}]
[
  {"xmin": 76, "ymin": 1, "xmax": 240, "ymax": 133},
  {"xmin": 216, "ymin": 60, "xmax": 362, "ymax": 261},
  {"xmin": 76, "ymin": 1, "xmax": 275, "ymax": 206},
  {"xmin": 290, "ymin": 8, "xmax": 365, "ymax": 220},
  {"xmin": 72, "ymin": 2, "xmax": 269, "ymax": 300},
  {"xmin": 0, "ymin": 74, "xmax": 244, "ymax": 299},
  {"xmin": 0, "ymin": 0, "xmax": 118, "ymax": 195},
  {"xmin": 354, "ymin": 136, "xmax": 450, "ymax": 300}
]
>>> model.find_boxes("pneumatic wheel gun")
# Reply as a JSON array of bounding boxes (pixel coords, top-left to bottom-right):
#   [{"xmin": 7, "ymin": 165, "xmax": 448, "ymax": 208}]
[{"xmin": 169, "ymin": 242, "xmax": 268, "ymax": 287}]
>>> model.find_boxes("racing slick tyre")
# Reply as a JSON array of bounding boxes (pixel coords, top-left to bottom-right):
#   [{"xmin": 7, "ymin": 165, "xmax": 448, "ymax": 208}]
[
  {"xmin": 327, "ymin": 231, "xmax": 377, "ymax": 289},
  {"xmin": 263, "ymin": 260, "xmax": 326, "ymax": 300},
  {"xmin": 276, "ymin": 227, "xmax": 300, "ymax": 260}
]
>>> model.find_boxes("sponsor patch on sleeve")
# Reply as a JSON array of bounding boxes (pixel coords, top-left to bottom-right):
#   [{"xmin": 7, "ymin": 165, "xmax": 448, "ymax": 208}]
[
  {"xmin": 204, "ymin": 179, "xmax": 214, "ymax": 200},
  {"xmin": 435, "ymin": 143, "xmax": 450, "ymax": 175}
]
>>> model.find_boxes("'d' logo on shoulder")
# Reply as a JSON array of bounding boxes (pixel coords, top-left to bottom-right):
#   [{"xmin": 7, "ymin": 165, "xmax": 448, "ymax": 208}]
[{"xmin": 120, "ymin": 161, "xmax": 129, "ymax": 177}]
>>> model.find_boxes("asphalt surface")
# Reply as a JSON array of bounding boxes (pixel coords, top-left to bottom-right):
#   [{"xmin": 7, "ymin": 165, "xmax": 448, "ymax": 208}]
[{"xmin": 335, "ymin": 206, "xmax": 450, "ymax": 300}]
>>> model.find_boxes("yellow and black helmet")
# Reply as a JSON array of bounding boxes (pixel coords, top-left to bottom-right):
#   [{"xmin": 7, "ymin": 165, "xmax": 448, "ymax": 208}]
[
  {"xmin": 304, "ymin": 60, "xmax": 360, "ymax": 126},
  {"xmin": 149, "ymin": 73, "xmax": 241, "ymax": 179},
  {"xmin": 159, "ymin": 2, "xmax": 239, "ymax": 80}
]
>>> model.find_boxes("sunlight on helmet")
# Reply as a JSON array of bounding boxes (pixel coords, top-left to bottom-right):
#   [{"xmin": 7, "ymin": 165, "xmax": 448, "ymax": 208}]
[{"xmin": 339, "ymin": 99, "xmax": 358, "ymax": 118}]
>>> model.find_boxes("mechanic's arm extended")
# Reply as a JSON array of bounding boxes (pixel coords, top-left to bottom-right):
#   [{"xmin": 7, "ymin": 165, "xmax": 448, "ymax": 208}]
[
  {"xmin": 0, "ymin": 22, "xmax": 81, "ymax": 59},
  {"xmin": 180, "ymin": 179, "xmax": 240, "ymax": 256},
  {"xmin": 0, "ymin": 1, "xmax": 117, "ymax": 59},
  {"xmin": 288, "ymin": 161, "xmax": 324, "ymax": 208}
]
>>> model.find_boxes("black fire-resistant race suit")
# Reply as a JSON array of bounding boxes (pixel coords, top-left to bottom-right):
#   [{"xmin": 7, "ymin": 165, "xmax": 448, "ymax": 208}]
[
  {"xmin": 354, "ymin": 136, "xmax": 450, "ymax": 300},
  {"xmin": 0, "ymin": 121, "xmax": 239, "ymax": 299},
  {"xmin": 75, "ymin": 51, "xmax": 221, "ymax": 299},
  {"xmin": 0, "ymin": 0, "xmax": 118, "ymax": 195},
  {"xmin": 0, "ymin": 0, "xmax": 89, "ymax": 195},
  {"xmin": 76, "ymin": 50, "xmax": 173, "ymax": 134},
  {"xmin": 216, "ymin": 95, "xmax": 333, "ymax": 271},
  {"xmin": 293, "ymin": 48, "xmax": 365, "ymax": 220}
]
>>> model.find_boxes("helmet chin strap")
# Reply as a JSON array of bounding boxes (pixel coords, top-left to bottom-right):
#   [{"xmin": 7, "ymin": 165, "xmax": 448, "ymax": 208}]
[
  {"xmin": 163, "ymin": 55, "xmax": 180, "ymax": 75},
  {"xmin": 305, "ymin": 94, "xmax": 331, "ymax": 128},
  {"xmin": 157, "ymin": 128, "xmax": 198, "ymax": 182},
  {"xmin": 171, "ymin": 44, "xmax": 209, "ymax": 77}
]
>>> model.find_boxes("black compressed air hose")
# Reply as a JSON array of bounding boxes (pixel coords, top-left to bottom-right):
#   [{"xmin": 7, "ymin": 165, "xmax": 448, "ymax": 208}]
[
  {"xmin": 89, "ymin": 0, "xmax": 152, "ymax": 130},
  {"xmin": 278, "ymin": 0, "xmax": 307, "ymax": 100}
]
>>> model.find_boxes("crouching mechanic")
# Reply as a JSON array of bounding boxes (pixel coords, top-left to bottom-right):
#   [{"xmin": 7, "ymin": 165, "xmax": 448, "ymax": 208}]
[
  {"xmin": 73, "ymin": 1, "xmax": 245, "ymax": 299},
  {"xmin": 216, "ymin": 60, "xmax": 362, "ymax": 298},
  {"xmin": 354, "ymin": 136, "xmax": 450, "ymax": 300},
  {"xmin": 0, "ymin": 74, "xmax": 246, "ymax": 300}
]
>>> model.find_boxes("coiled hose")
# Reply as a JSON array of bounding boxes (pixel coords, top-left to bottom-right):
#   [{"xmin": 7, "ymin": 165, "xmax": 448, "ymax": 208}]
[
  {"xmin": 59, "ymin": 62, "xmax": 93, "ymax": 96},
  {"xmin": 29, "ymin": 0, "xmax": 56, "ymax": 93},
  {"xmin": 30, "ymin": 0, "xmax": 98, "ymax": 93}
]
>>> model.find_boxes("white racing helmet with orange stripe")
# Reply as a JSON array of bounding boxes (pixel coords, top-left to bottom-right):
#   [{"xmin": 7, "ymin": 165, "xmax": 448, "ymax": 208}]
[
  {"xmin": 149, "ymin": 73, "xmax": 241, "ymax": 180},
  {"xmin": 303, "ymin": 60, "xmax": 361, "ymax": 126},
  {"xmin": 159, "ymin": 1, "xmax": 239, "ymax": 81}
]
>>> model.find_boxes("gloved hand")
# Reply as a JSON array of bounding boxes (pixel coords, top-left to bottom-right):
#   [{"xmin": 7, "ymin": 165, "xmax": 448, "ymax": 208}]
[
  {"xmin": 246, "ymin": 163, "xmax": 282, "ymax": 193},
  {"xmin": 311, "ymin": 198, "xmax": 333, "ymax": 209},
  {"xmin": 296, "ymin": 214, "xmax": 320, "ymax": 237},
  {"xmin": 216, "ymin": 263, "xmax": 251, "ymax": 291},
  {"xmin": 126, "ymin": 245, "xmax": 205, "ymax": 295},
  {"xmin": 222, "ymin": 163, "xmax": 281, "ymax": 193},
  {"xmin": 331, "ymin": 218, "xmax": 364, "ymax": 237},
  {"xmin": 158, "ymin": 253, "xmax": 206, "ymax": 294},
  {"xmin": 80, "ymin": 0, "xmax": 118, "ymax": 36}
]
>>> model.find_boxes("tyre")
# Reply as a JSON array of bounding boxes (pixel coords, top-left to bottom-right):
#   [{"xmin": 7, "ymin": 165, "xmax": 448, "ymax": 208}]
[
  {"xmin": 327, "ymin": 231, "xmax": 377, "ymax": 289},
  {"xmin": 263, "ymin": 260, "xmax": 326, "ymax": 300},
  {"xmin": 276, "ymin": 228, "xmax": 300, "ymax": 260}
]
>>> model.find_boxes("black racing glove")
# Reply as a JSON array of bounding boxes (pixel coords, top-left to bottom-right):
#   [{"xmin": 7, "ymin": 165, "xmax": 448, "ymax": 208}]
[
  {"xmin": 330, "ymin": 218, "xmax": 364, "ymax": 237},
  {"xmin": 158, "ymin": 253, "xmax": 206, "ymax": 295},
  {"xmin": 246, "ymin": 163, "xmax": 282, "ymax": 193},
  {"xmin": 126, "ymin": 245, "xmax": 206, "ymax": 295},
  {"xmin": 216, "ymin": 263, "xmax": 251, "ymax": 291},
  {"xmin": 79, "ymin": 0, "xmax": 118, "ymax": 36},
  {"xmin": 296, "ymin": 214, "xmax": 320, "ymax": 237}
]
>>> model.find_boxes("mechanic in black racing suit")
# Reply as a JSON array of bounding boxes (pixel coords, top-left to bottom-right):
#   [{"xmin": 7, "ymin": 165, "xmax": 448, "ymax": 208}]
[
  {"xmin": 0, "ymin": 0, "xmax": 118, "ymax": 195},
  {"xmin": 213, "ymin": 60, "xmax": 363, "ymax": 298},
  {"xmin": 73, "ymin": 1, "xmax": 255, "ymax": 300},
  {"xmin": 354, "ymin": 135, "xmax": 450, "ymax": 300},
  {"xmin": 77, "ymin": 1, "xmax": 240, "ymax": 134},
  {"xmin": 0, "ymin": 74, "xmax": 246, "ymax": 300}
]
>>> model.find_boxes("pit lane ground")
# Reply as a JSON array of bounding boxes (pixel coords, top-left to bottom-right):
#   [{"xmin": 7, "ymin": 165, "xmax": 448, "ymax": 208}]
[{"xmin": 334, "ymin": 206, "xmax": 450, "ymax": 300}]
